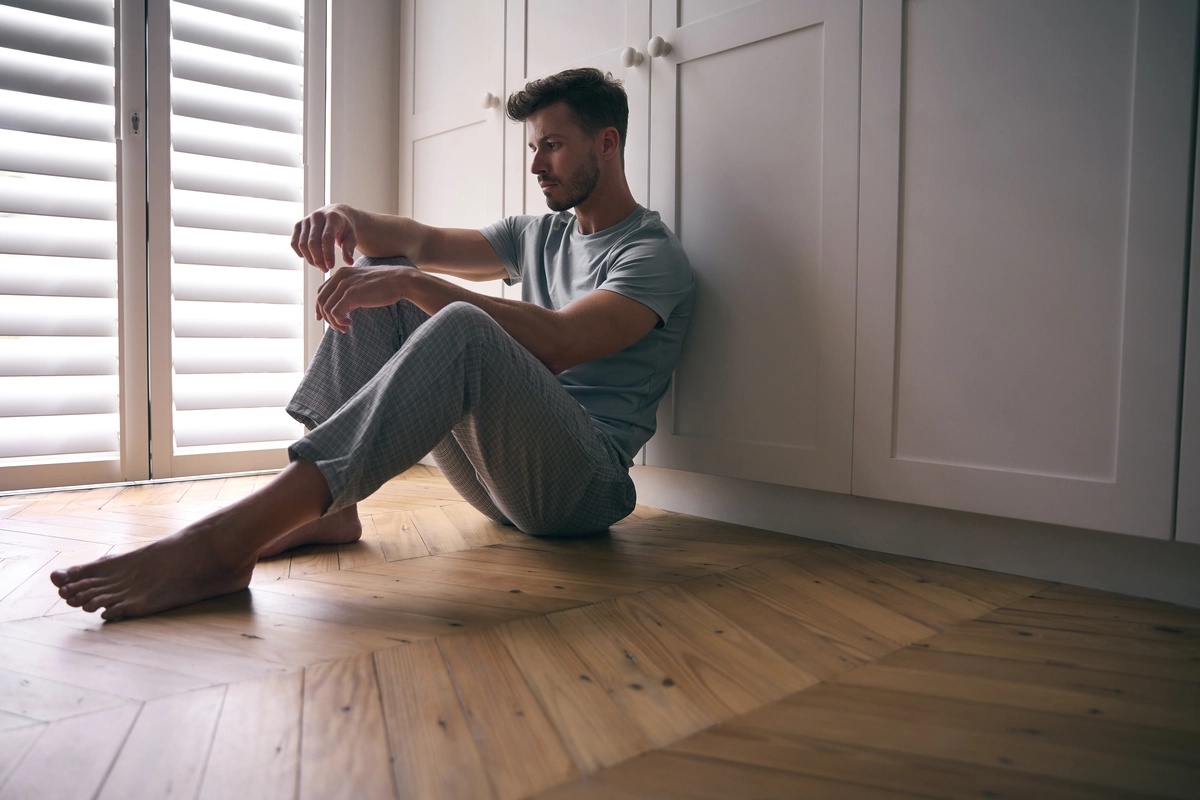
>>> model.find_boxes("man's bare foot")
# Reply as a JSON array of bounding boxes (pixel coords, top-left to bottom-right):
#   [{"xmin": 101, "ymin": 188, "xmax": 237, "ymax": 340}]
[
  {"xmin": 49, "ymin": 460, "xmax": 331, "ymax": 620},
  {"xmin": 257, "ymin": 505, "xmax": 362, "ymax": 559},
  {"xmin": 50, "ymin": 514, "xmax": 257, "ymax": 620}
]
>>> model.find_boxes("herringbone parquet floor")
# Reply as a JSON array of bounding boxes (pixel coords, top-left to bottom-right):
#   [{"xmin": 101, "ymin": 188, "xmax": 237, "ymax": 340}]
[{"xmin": 0, "ymin": 465, "xmax": 1197, "ymax": 799}]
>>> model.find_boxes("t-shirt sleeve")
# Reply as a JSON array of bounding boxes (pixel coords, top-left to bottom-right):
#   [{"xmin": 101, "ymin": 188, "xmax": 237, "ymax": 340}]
[
  {"xmin": 479, "ymin": 217, "xmax": 527, "ymax": 284},
  {"xmin": 600, "ymin": 228, "xmax": 693, "ymax": 327}
]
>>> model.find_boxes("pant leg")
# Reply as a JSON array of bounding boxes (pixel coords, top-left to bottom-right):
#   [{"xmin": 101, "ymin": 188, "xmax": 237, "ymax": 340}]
[{"xmin": 288, "ymin": 301, "xmax": 635, "ymax": 535}]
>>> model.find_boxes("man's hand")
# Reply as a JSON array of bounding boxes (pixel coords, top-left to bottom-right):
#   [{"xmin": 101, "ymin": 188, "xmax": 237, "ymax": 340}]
[
  {"xmin": 292, "ymin": 204, "xmax": 358, "ymax": 272},
  {"xmin": 315, "ymin": 264, "xmax": 416, "ymax": 333}
]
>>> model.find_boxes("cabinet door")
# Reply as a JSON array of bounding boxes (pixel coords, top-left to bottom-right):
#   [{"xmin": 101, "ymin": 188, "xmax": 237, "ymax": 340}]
[
  {"xmin": 1177, "ymin": 98, "xmax": 1200, "ymax": 545},
  {"xmin": 642, "ymin": 0, "xmax": 861, "ymax": 493},
  {"xmin": 399, "ymin": 0, "xmax": 505, "ymax": 296},
  {"xmin": 853, "ymin": 0, "xmax": 1196, "ymax": 538},
  {"xmin": 503, "ymin": 0, "xmax": 651, "ymax": 215}
]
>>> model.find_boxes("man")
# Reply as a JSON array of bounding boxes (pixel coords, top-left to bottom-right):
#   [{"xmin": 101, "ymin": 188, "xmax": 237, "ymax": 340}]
[{"xmin": 51, "ymin": 68, "xmax": 694, "ymax": 620}]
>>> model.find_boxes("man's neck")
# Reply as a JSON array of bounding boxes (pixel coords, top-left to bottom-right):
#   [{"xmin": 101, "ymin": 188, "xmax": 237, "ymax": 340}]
[{"xmin": 572, "ymin": 182, "xmax": 639, "ymax": 235}]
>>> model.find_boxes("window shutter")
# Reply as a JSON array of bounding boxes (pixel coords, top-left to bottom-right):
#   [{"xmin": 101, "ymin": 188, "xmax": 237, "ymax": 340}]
[
  {"xmin": 0, "ymin": 1, "xmax": 120, "ymax": 465},
  {"xmin": 168, "ymin": 0, "xmax": 307, "ymax": 453}
]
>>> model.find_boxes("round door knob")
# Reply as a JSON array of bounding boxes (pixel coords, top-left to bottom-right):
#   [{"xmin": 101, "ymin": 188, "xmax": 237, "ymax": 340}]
[
  {"xmin": 647, "ymin": 36, "xmax": 672, "ymax": 58},
  {"xmin": 481, "ymin": 92, "xmax": 500, "ymax": 109},
  {"xmin": 621, "ymin": 46, "xmax": 644, "ymax": 68}
]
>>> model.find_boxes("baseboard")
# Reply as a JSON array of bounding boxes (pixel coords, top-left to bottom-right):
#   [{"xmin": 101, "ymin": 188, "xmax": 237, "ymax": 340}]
[{"xmin": 631, "ymin": 465, "xmax": 1200, "ymax": 610}]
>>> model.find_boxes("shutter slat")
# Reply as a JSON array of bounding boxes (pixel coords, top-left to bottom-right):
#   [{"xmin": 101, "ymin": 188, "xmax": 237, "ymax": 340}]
[
  {"xmin": 0, "ymin": 89, "xmax": 113, "ymax": 141},
  {"xmin": 171, "ymin": 189, "xmax": 301, "ymax": 235},
  {"xmin": 174, "ymin": 407, "xmax": 300, "ymax": 449},
  {"xmin": 173, "ymin": 40, "xmax": 301, "ymax": 100},
  {"xmin": 0, "ymin": 4, "xmax": 113, "ymax": 66},
  {"xmin": 0, "ymin": 130, "xmax": 115, "ymax": 180},
  {"xmin": 172, "ymin": 227, "xmax": 300, "ymax": 270},
  {"xmin": 0, "ymin": 414, "xmax": 119, "ymax": 459},
  {"xmin": 172, "ymin": 264, "xmax": 300, "ymax": 304},
  {"xmin": 174, "ymin": 373, "xmax": 301, "ymax": 410},
  {"xmin": 0, "ymin": 173, "xmax": 116, "ymax": 220},
  {"xmin": 0, "ymin": 0, "xmax": 113, "ymax": 28},
  {"xmin": 0, "ymin": 214, "xmax": 116, "ymax": 259},
  {"xmin": 173, "ymin": 152, "xmax": 302, "ymax": 202},
  {"xmin": 0, "ymin": 337, "xmax": 117, "ymax": 377},
  {"xmin": 172, "ymin": 116, "xmax": 302, "ymax": 167},
  {"xmin": 172, "ymin": 2, "xmax": 301, "ymax": 65},
  {"xmin": 173, "ymin": 301, "xmax": 303, "ymax": 339},
  {"xmin": 172, "ymin": 338, "xmax": 302, "ymax": 374},
  {"xmin": 179, "ymin": 0, "xmax": 302, "ymax": 32},
  {"xmin": 0, "ymin": 255, "xmax": 116, "ymax": 298},
  {"xmin": 0, "ymin": 296, "xmax": 116, "ymax": 336},
  {"xmin": 172, "ymin": 77, "xmax": 301, "ymax": 133},
  {"xmin": 0, "ymin": 375, "xmax": 118, "ymax": 416},
  {"xmin": 0, "ymin": 46, "xmax": 113, "ymax": 104}
]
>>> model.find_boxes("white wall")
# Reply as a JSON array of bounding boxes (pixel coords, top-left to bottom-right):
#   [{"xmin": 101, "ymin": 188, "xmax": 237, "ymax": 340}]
[{"xmin": 327, "ymin": 0, "xmax": 400, "ymax": 214}]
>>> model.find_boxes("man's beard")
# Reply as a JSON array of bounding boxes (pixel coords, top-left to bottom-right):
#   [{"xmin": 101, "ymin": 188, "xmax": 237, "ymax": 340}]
[{"xmin": 543, "ymin": 152, "xmax": 600, "ymax": 212}]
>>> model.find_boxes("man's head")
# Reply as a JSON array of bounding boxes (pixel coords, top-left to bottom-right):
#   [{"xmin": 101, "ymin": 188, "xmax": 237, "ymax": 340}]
[{"xmin": 506, "ymin": 68, "xmax": 629, "ymax": 163}]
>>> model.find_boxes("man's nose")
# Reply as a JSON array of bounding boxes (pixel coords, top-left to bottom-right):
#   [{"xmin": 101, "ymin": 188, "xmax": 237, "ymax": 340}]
[{"xmin": 530, "ymin": 151, "xmax": 545, "ymax": 174}]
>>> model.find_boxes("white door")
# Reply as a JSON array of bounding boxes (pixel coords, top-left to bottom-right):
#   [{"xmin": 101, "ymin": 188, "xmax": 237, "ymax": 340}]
[
  {"xmin": 503, "ymin": 0, "xmax": 651, "ymax": 216},
  {"xmin": 853, "ymin": 0, "xmax": 1196, "ymax": 539},
  {"xmin": 399, "ymin": 0, "xmax": 505, "ymax": 296},
  {"xmin": 642, "ymin": 0, "xmax": 861, "ymax": 493}
]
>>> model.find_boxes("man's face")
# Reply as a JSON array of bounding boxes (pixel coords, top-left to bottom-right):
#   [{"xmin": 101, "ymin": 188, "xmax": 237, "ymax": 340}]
[{"xmin": 527, "ymin": 102, "xmax": 601, "ymax": 212}]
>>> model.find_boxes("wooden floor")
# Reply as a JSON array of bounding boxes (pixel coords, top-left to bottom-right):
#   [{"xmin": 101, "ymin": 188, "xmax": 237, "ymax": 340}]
[{"xmin": 0, "ymin": 466, "xmax": 1197, "ymax": 800}]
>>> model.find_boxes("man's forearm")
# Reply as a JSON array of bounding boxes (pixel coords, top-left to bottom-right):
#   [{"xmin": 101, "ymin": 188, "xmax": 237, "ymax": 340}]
[{"xmin": 342, "ymin": 206, "xmax": 429, "ymax": 261}]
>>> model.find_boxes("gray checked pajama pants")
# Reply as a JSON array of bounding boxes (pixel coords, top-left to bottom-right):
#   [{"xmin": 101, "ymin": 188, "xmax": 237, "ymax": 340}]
[{"xmin": 285, "ymin": 258, "xmax": 636, "ymax": 536}]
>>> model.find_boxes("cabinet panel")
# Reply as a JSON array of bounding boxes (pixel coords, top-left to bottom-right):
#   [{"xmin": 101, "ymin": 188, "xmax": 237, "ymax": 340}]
[
  {"xmin": 644, "ymin": 0, "xmax": 860, "ymax": 492},
  {"xmin": 401, "ymin": 0, "xmax": 505, "ymax": 296},
  {"xmin": 1177, "ymin": 97, "xmax": 1200, "ymax": 545},
  {"xmin": 504, "ymin": 0, "xmax": 650, "ymax": 216},
  {"xmin": 853, "ymin": 0, "xmax": 1196, "ymax": 537}
]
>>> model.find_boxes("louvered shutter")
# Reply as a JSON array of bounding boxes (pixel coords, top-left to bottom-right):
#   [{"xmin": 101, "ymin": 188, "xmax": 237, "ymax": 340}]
[
  {"xmin": 167, "ymin": 0, "xmax": 306, "ymax": 456},
  {"xmin": 0, "ymin": 1, "xmax": 121, "ymax": 469}
]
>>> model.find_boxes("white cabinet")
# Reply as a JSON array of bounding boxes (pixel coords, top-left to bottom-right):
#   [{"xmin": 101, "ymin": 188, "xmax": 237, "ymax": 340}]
[
  {"xmin": 1178, "ymin": 97, "xmax": 1200, "ymax": 545},
  {"xmin": 852, "ymin": 0, "xmax": 1196, "ymax": 539},
  {"xmin": 398, "ymin": 0, "xmax": 506, "ymax": 296},
  {"xmin": 503, "ymin": 0, "xmax": 651, "ymax": 215},
  {"xmin": 641, "ymin": 0, "xmax": 862, "ymax": 494}
]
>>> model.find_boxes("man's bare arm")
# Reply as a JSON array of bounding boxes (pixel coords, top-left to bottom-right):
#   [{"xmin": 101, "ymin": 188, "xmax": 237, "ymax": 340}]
[
  {"xmin": 291, "ymin": 204, "xmax": 507, "ymax": 281},
  {"xmin": 315, "ymin": 264, "xmax": 658, "ymax": 374}
]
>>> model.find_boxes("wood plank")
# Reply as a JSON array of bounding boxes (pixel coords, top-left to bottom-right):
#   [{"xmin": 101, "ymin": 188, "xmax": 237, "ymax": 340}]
[
  {"xmin": 448, "ymin": 541, "xmax": 715, "ymax": 584},
  {"xmin": 179, "ymin": 478, "xmax": 227, "ymax": 505},
  {"xmin": 875, "ymin": 645, "xmax": 1200, "ymax": 709},
  {"xmin": 337, "ymin": 519, "xmax": 387, "ymax": 570},
  {"xmin": 919, "ymin": 625, "xmax": 1200, "ymax": 683},
  {"xmin": 545, "ymin": 599, "xmax": 730, "ymax": 747},
  {"xmin": 198, "ymin": 669, "xmax": 303, "ymax": 800},
  {"xmin": 0, "ymin": 517, "xmax": 153, "ymax": 546},
  {"xmin": 441, "ymin": 502, "xmax": 516, "ymax": 548},
  {"xmin": 851, "ymin": 549, "xmax": 1053, "ymax": 606},
  {"xmin": 0, "ymin": 703, "xmax": 140, "ymax": 800},
  {"xmin": 0, "ymin": 554, "xmax": 55, "ymax": 602},
  {"xmin": 438, "ymin": 628, "xmax": 579, "ymax": 800},
  {"xmin": 616, "ymin": 585, "xmax": 818, "ymax": 711},
  {"xmin": 410, "ymin": 506, "xmax": 472, "ymax": 554},
  {"xmin": 717, "ymin": 567, "xmax": 902, "ymax": 660},
  {"xmin": 0, "ymin": 665, "xmax": 136, "ymax": 721},
  {"xmin": 0, "ymin": 723, "xmax": 44, "ymax": 790},
  {"xmin": 795, "ymin": 546, "xmax": 991, "ymax": 628},
  {"xmin": 0, "ymin": 635, "xmax": 211, "ymax": 702},
  {"xmin": 302, "ymin": 567, "xmax": 582, "ymax": 618},
  {"xmin": 838, "ymin": 657, "xmax": 1200, "ymax": 733},
  {"xmin": 667, "ymin": 722, "xmax": 1147, "ymax": 800},
  {"xmin": 964, "ymin": 611, "xmax": 1200, "ymax": 661},
  {"xmin": 1008, "ymin": 592, "xmax": 1200, "ymax": 633},
  {"xmin": 299, "ymin": 652, "xmax": 396, "ymax": 800},
  {"xmin": 540, "ymin": 750, "xmax": 924, "ymax": 800},
  {"xmin": 103, "ymin": 481, "xmax": 191, "ymax": 509},
  {"xmin": 286, "ymin": 543, "xmax": 340, "ymax": 578},
  {"xmin": 976, "ymin": 606, "xmax": 1200, "ymax": 653},
  {"xmin": 370, "ymin": 510, "xmax": 430, "ymax": 562},
  {"xmin": 374, "ymin": 639, "xmax": 495, "ymax": 800},
  {"xmin": 494, "ymin": 614, "xmax": 651, "ymax": 772},
  {"xmin": 3, "ymin": 614, "xmax": 282, "ymax": 685},
  {"xmin": 756, "ymin": 684, "xmax": 1200, "ymax": 798},
  {"xmin": 97, "ymin": 685, "xmax": 226, "ymax": 800},
  {"xmin": 678, "ymin": 574, "xmax": 869, "ymax": 681}
]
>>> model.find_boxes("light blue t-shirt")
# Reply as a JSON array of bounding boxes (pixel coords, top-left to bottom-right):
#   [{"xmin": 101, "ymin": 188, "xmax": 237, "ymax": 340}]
[{"xmin": 480, "ymin": 206, "xmax": 694, "ymax": 466}]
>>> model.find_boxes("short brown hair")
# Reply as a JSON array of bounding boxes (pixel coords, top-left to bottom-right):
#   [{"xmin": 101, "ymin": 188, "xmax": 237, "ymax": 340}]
[{"xmin": 506, "ymin": 68, "xmax": 629, "ymax": 161}]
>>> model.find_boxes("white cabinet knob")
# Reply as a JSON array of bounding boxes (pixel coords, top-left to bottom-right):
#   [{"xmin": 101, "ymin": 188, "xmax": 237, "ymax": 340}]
[
  {"xmin": 481, "ymin": 92, "xmax": 500, "ymax": 109},
  {"xmin": 620, "ymin": 46, "xmax": 643, "ymax": 68},
  {"xmin": 647, "ymin": 36, "xmax": 672, "ymax": 58}
]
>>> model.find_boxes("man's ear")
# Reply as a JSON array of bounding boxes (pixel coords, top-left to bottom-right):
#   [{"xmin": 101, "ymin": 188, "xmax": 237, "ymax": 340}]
[{"xmin": 600, "ymin": 127, "xmax": 621, "ymax": 161}]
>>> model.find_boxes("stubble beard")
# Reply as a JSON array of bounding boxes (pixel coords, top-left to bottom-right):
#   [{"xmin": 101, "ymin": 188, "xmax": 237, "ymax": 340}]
[{"xmin": 544, "ymin": 151, "xmax": 601, "ymax": 212}]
